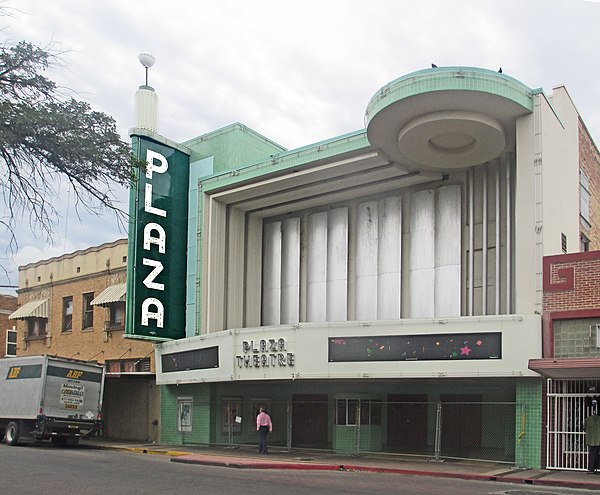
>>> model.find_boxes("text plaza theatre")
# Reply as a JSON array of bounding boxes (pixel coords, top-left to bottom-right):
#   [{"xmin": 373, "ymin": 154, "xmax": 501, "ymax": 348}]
[{"xmin": 125, "ymin": 66, "xmax": 599, "ymax": 468}]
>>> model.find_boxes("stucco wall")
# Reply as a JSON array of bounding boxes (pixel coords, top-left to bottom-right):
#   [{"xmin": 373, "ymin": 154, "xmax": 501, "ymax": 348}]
[
  {"xmin": 544, "ymin": 87, "xmax": 580, "ymax": 256},
  {"xmin": 514, "ymin": 110, "xmax": 537, "ymax": 314}
]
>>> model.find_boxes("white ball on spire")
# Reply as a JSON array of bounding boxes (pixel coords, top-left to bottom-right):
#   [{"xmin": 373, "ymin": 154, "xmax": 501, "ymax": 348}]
[{"xmin": 138, "ymin": 52, "xmax": 156, "ymax": 69}]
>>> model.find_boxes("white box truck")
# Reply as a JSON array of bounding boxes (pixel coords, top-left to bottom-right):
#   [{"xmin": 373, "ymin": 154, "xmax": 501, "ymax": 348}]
[{"xmin": 0, "ymin": 355, "xmax": 105, "ymax": 446}]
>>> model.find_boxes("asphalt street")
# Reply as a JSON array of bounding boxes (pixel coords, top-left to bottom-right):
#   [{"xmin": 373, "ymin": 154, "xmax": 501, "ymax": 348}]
[{"xmin": 0, "ymin": 442, "xmax": 595, "ymax": 495}]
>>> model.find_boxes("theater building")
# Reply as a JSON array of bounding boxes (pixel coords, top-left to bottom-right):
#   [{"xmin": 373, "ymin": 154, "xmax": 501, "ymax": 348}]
[{"xmin": 126, "ymin": 67, "xmax": 600, "ymax": 467}]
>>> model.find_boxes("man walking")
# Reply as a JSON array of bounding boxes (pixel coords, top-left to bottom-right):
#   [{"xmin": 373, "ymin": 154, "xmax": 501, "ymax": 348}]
[{"xmin": 256, "ymin": 407, "xmax": 273, "ymax": 454}]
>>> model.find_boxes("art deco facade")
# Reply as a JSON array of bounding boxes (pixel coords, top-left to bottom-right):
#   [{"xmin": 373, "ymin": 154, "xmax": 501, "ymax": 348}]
[{"xmin": 125, "ymin": 66, "xmax": 600, "ymax": 467}]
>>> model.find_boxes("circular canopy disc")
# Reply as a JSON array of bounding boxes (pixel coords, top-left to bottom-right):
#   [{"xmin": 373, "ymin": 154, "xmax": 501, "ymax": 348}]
[{"xmin": 398, "ymin": 111, "xmax": 506, "ymax": 168}]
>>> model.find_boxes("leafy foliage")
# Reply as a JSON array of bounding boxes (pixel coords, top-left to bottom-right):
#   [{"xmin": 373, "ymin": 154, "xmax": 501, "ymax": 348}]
[{"xmin": 0, "ymin": 40, "xmax": 140, "ymax": 251}]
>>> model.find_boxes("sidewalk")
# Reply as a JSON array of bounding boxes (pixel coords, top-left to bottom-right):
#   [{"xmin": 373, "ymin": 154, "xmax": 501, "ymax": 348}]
[{"xmin": 81, "ymin": 439, "xmax": 600, "ymax": 491}]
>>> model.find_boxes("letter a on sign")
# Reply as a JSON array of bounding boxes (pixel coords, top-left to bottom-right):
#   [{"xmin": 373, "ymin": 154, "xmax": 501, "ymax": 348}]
[
  {"xmin": 141, "ymin": 297, "xmax": 165, "ymax": 328},
  {"xmin": 144, "ymin": 223, "xmax": 166, "ymax": 253}
]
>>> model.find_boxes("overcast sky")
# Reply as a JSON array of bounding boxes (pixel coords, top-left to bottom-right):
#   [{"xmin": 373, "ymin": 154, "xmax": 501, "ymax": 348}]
[{"xmin": 1, "ymin": 0, "xmax": 600, "ymax": 293}]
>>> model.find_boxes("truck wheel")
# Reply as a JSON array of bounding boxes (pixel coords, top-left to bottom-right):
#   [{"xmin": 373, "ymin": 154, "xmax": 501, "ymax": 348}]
[
  {"xmin": 5, "ymin": 421, "xmax": 20, "ymax": 446},
  {"xmin": 51, "ymin": 436, "xmax": 66, "ymax": 447},
  {"xmin": 65, "ymin": 437, "xmax": 80, "ymax": 447}
]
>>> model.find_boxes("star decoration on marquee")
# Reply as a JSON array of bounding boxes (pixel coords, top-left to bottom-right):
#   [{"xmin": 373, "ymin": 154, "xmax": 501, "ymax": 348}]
[{"xmin": 460, "ymin": 345, "xmax": 472, "ymax": 356}]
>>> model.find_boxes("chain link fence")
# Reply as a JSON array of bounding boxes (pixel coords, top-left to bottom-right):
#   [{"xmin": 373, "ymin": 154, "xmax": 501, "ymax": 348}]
[{"xmin": 176, "ymin": 397, "xmax": 521, "ymax": 464}]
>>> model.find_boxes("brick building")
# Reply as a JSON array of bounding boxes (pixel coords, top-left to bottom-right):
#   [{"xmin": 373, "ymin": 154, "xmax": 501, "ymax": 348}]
[
  {"xmin": 8, "ymin": 238, "xmax": 160, "ymax": 442},
  {"xmin": 529, "ymin": 251, "xmax": 600, "ymax": 470},
  {"xmin": 0, "ymin": 294, "xmax": 18, "ymax": 357}
]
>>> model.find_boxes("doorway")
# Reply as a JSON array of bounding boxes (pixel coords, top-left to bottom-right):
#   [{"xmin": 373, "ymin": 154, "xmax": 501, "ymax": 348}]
[
  {"xmin": 292, "ymin": 394, "xmax": 328, "ymax": 449},
  {"xmin": 387, "ymin": 394, "xmax": 428, "ymax": 454},
  {"xmin": 440, "ymin": 394, "xmax": 482, "ymax": 458}
]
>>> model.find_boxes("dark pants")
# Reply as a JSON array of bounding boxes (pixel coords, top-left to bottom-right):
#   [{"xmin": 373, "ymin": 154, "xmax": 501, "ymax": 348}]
[
  {"xmin": 258, "ymin": 426, "xmax": 269, "ymax": 453},
  {"xmin": 589, "ymin": 445, "xmax": 600, "ymax": 472}
]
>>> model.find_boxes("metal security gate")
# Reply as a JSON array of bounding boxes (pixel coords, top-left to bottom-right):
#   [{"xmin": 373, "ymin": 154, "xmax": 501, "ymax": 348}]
[{"xmin": 546, "ymin": 379, "xmax": 598, "ymax": 470}]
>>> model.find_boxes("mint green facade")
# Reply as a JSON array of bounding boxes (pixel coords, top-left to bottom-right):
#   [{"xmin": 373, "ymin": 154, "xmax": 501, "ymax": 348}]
[
  {"xmin": 185, "ymin": 122, "xmax": 286, "ymax": 175},
  {"xmin": 192, "ymin": 128, "xmax": 370, "ymax": 195}
]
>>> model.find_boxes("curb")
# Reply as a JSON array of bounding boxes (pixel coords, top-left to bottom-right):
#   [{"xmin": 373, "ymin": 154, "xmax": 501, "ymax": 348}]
[
  {"xmin": 85, "ymin": 443, "xmax": 600, "ymax": 491},
  {"xmin": 123, "ymin": 447, "xmax": 189, "ymax": 457},
  {"xmin": 84, "ymin": 443, "xmax": 189, "ymax": 457},
  {"xmin": 170, "ymin": 455, "xmax": 600, "ymax": 490},
  {"xmin": 172, "ymin": 458, "xmax": 342, "ymax": 471},
  {"xmin": 170, "ymin": 456, "xmax": 500, "ymax": 480}
]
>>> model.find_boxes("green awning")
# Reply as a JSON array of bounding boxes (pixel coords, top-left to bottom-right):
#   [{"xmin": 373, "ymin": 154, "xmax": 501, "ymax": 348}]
[
  {"xmin": 9, "ymin": 299, "xmax": 48, "ymax": 319},
  {"xmin": 91, "ymin": 283, "xmax": 127, "ymax": 307}
]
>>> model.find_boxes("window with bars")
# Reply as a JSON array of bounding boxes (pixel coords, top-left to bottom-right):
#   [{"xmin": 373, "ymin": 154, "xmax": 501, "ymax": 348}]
[
  {"xmin": 546, "ymin": 378, "xmax": 600, "ymax": 470},
  {"xmin": 335, "ymin": 399, "xmax": 382, "ymax": 426}
]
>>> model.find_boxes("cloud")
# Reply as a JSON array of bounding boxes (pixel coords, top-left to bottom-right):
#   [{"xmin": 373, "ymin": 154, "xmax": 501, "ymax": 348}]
[{"xmin": 1, "ymin": 0, "xmax": 599, "ymax": 292}]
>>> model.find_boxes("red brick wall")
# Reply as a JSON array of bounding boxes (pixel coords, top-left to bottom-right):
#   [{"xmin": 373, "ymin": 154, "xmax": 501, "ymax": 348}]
[
  {"xmin": 543, "ymin": 251, "xmax": 600, "ymax": 311},
  {"xmin": 579, "ymin": 119, "xmax": 600, "ymax": 250}
]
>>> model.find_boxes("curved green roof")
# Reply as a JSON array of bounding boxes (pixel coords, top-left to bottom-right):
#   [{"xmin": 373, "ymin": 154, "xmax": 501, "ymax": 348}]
[{"xmin": 365, "ymin": 66, "xmax": 533, "ymax": 126}]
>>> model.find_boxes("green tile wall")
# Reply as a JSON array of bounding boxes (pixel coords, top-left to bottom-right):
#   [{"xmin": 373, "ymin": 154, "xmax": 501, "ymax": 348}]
[
  {"xmin": 160, "ymin": 383, "xmax": 212, "ymax": 445},
  {"xmin": 515, "ymin": 379, "xmax": 543, "ymax": 469},
  {"xmin": 184, "ymin": 123, "xmax": 285, "ymax": 175},
  {"xmin": 334, "ymin": 426, "xmax": 358, "ymax": 453},
  {"xmin": 333, "ymin": 425, "xmax": 383, "ymax": 454}
]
